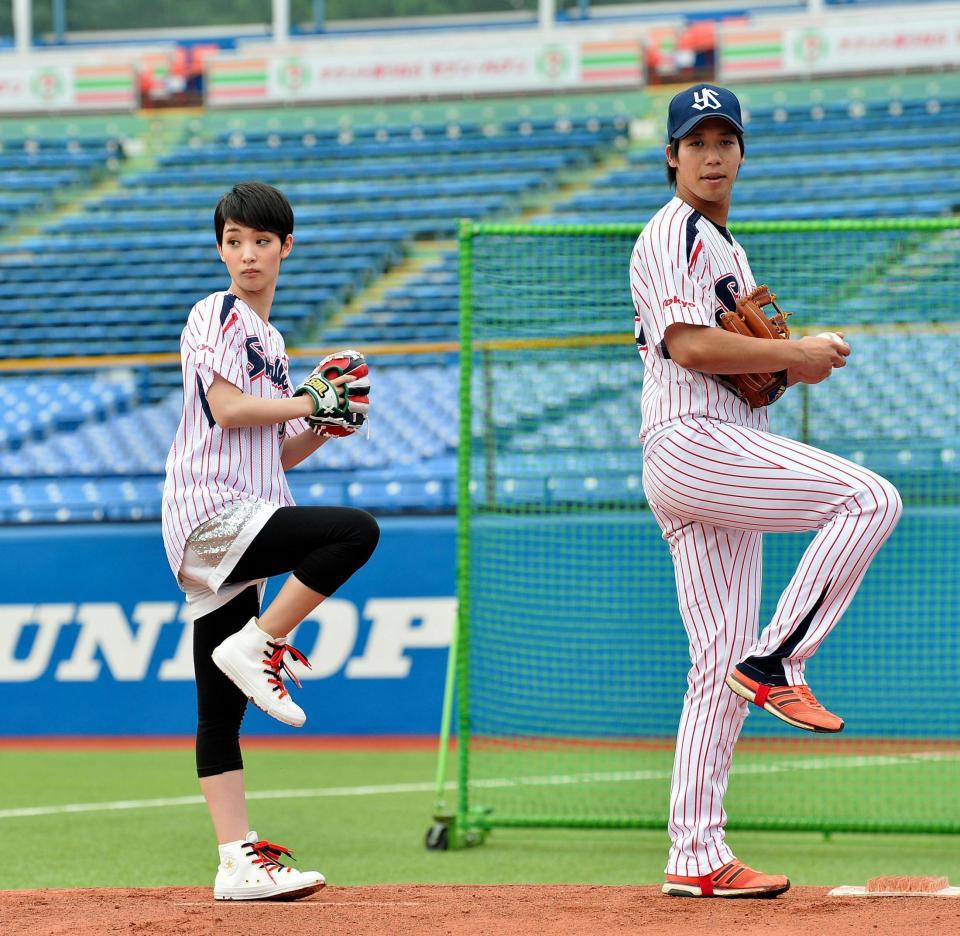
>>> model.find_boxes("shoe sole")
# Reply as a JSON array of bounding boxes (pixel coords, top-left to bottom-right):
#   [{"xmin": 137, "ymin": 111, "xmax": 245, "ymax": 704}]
[
  {"xmin": 215, "ymin": 880, "xmax": 325, "ymax": 901},
  {"xmin": 662, "ymin": 881, "xmax": 790, "ymax": 899},
  {"xmin": 725, "ymin": 674, "xmax": 843, "ymax": 734},
  {"xmin": 211, "ymin": 647, "xmax": 305, "ymax": 728}
]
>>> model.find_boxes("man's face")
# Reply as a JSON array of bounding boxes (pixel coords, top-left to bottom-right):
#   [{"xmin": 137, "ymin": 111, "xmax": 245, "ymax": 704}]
[
  {"xmin": 217, "ymin": 221, "xmax": 292, "ymax": 293},
  {"xmin": 667, "ymin": 117, "xmax": 743, "ymax": 206}
]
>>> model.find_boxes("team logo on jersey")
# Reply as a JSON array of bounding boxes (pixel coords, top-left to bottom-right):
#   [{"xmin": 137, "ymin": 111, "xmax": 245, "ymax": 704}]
[
  {"xmin": 691, "ymin": 87, "xmax": 723, "ymax": 111},
  {"xmin": 246, "ymin": 337, "xmax": 267, "ymax": 379},
  {"xmin": 245, "ymin": 335, "xmax": 289, "ymax": 389},
  {"xmin": 714, "ymin": 274, "xmax": 741, "ymax": 319}
]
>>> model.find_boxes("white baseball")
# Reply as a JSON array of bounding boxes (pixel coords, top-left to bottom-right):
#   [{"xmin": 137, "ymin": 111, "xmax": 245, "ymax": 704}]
[{"xmin": 816, "ymin": 332, "xmax": 846, "ymax": 346}]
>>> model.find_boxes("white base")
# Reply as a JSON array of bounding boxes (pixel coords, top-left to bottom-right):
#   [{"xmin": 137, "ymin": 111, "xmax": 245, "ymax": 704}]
[{"xmin": 828, "ymin": 885, "xmax": 960, "ymax": 898}]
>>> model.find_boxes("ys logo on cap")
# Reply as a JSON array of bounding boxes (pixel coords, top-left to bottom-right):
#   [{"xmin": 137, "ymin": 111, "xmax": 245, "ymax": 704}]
[{"xmin": 691, "ymin": 88, "xmax": 722, "ymax": 111}]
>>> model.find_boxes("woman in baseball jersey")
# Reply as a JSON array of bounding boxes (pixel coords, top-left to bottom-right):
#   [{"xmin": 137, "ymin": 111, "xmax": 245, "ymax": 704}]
[
  {"xmin": 161, "ymin": 182, "xmax": 380, "ymax": 901},
  {"xmin": 630, "ymin": 86, "xmax": 901, "ymax": 898}
]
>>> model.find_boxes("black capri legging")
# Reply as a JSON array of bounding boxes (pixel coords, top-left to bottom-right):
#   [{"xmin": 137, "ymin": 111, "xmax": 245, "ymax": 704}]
[{"xmin": 193, "ymin": 506, "xmax": 379, "ymax": 778}]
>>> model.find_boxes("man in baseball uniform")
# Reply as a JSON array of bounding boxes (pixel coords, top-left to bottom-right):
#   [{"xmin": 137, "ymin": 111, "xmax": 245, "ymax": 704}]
[
  {"xmin": 630, "ymin": 86, "xmax": 901, "ymax": 897},
  {"xmin": 162, "ymin": 182, "xmax": 379, "ymax": 900}
]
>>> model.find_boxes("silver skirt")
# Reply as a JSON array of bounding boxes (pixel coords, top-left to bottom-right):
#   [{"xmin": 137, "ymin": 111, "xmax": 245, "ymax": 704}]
[{"xmin": 185, "ymin": 502, "xmax": 270, "ymax": 569}]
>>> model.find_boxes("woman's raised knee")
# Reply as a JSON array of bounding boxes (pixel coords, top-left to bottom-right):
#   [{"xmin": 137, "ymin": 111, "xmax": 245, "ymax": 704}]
[{"xmin": 351, "ymin": 508, "xmax": 380, "ymax": 558}]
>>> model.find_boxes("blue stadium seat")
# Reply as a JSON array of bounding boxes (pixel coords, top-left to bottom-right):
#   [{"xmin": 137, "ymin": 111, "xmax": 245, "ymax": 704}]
[{"xmin": 1, "ymin": 99, "xmax": 957, "ymax": 519}]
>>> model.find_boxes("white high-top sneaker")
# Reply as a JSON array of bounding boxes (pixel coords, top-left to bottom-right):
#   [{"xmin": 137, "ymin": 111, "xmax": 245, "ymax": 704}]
[
  {"xmin": 211, "ymin": 617, "xmax": 311, "ymax": 727},
  {"xmin": 213, "ymin": 831, "xmax": 326, "ymax": 901}
]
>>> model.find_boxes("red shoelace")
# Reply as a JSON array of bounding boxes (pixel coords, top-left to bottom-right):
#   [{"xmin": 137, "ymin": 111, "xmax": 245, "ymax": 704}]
[
  {"xmin": 243, "ymin": 839, "xmax": 297, "ymax": 884},
  {"xmin": 262, "ymin": 641, "xmax": 312, "ymax": 700},
  {"xmin": 792, "ymin": 686, "xmax": 826, "ymax": 710}
]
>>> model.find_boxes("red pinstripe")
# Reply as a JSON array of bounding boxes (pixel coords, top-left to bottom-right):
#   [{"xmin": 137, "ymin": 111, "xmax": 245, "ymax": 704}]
[
  {"xmin": 644, "ymin": 419, "xmax": 900, "ymax": 875},
  {"xmin": 706, "ymin": 421, "xmax": 902, "ymax": 682},
  {"xmin": 630, "ymin": 198, "xmax": 765, "ymax": 441},
  {"xmin": 658, "ymin": 516, "xmax": 751, "ymax": 874},
  {"xmin": 161, "ymin": 292, "xmax": 306, "ymax": 581},
  {"xmin": 632, "ymin": 198, "xmax": 901, "ymax": 877}
]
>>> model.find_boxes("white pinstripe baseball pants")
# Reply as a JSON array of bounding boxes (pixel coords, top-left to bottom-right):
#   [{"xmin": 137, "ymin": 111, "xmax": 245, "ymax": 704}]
[{"xmin": 642, "ymin": 416, "xmax": 902, "ymax": 876}]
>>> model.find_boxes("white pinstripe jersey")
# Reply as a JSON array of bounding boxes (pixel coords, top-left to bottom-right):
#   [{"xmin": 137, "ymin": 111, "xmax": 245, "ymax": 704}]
[
  {"xmin": 161, "ymin": 291, "xmax": 310, "ymax": 580},
  {"xmin": 630, "ymin": 196, "xmax": 769, "ymax": 442}
]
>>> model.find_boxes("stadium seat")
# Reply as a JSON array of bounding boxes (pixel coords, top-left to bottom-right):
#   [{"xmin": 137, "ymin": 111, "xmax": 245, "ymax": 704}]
[{"xmin": 1, "ymin": 98, "xmax": 958, "ymax": 518}]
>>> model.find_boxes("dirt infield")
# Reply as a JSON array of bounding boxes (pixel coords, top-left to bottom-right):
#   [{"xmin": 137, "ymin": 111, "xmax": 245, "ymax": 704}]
[{"xmin": 2, "ymin": 885, "xmax": 958, "ymax": 935}]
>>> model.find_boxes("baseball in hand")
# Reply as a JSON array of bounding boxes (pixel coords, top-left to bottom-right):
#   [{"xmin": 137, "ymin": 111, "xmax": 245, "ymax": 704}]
[
  {"xmin": 816, "ymin": 331, "xmax": 845, "ymax": 345},
  {"xmin": 815, "ymin": 332, "xmax": 850, "ymax": 368}
]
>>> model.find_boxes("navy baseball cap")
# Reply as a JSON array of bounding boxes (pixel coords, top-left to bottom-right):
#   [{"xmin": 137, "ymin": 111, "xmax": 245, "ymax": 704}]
[{"xmin": 668, "ymin": 84, "xmax": 745, "ymax": 140}]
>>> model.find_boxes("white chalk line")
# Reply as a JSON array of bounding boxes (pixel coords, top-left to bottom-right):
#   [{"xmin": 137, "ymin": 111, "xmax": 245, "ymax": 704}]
[
  {"xmin": 174, "ymin": 900, "xmax": 425, "ymax": 907},
  {"xmin": 0, "ymin": 751, "xmax": 953, "ymax": 821}
]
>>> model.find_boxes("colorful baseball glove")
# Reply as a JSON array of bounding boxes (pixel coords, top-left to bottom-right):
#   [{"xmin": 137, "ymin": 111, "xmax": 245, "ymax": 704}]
[
  {"xmin": 305, "ymin": 349, "xmax": 370, "ymax": 438},
  {"xmin": 717, "ymin": 285, "xmax": 792, "ymax": 408}
]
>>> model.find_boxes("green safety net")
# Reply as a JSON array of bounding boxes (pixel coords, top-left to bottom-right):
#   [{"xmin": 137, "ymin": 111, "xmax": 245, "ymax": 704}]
[{"xmin": 445, "ymin": 219, "xmax": 960, "ymax": 838}]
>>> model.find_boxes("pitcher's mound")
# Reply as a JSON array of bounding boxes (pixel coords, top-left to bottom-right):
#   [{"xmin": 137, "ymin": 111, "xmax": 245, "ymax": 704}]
[{"xmin": 1, "ymin": 883, "xmax": 957, "ymax": 935}]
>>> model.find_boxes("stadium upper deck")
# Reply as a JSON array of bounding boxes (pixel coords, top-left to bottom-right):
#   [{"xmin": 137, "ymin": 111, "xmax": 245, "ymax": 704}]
[{"xmin": 0, "ymin": 69, "xmax": 957, "ymax": 521}]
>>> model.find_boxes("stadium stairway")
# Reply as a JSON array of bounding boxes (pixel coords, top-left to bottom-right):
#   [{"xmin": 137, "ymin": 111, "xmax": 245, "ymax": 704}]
[
  {"xmin": 541, "ymin": 95, "xmax": 960, "ymax": 224},
  {"xmin": 0, "ymin": 105, "xmax": 634, "ymax": 519},
  {"xmin": 316, "ymin": 240, "xmax": 459, "ymax": 347},
  {"xmin": 0, "ymin": 105, "xmax": 629, "ymax": 465},
  {"xmin": 0, "ymin": 136, "xmax": 123, "ymax": 235},
  {"xmin": 318, "ymin": 141, "xmax": 633, "ymax": 347},
  {"xmin": 1, "ymin": 93, "xmax": 959, "ymax": 522},
  {"xmin": 311, "ymin": 93, "xmax": 960, "ymax": 353},
  {"xmin": 0, "ymin": 110, "xmax": 631, "ymax": 364}
]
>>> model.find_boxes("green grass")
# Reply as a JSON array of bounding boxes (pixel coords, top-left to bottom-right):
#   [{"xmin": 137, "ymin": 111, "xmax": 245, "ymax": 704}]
[{"xmin": 0, "ymin": 747, "xmax": 957, "ymax": 890}]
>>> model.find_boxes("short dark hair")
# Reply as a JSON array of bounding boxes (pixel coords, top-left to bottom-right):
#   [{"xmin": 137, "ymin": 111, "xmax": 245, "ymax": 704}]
[
  {"xmin": 214, "ymin": 181, "xmax": 294, "ymax": 244},
  {"xmin": 665, "ymin": 133, "xmax": 745, "ymax": 187}
]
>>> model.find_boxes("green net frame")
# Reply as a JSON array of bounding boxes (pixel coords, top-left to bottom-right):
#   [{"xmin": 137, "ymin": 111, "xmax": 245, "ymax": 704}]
[{"xmin": 430, "ymin": 219, "xmax": 960, "ymax": 849}]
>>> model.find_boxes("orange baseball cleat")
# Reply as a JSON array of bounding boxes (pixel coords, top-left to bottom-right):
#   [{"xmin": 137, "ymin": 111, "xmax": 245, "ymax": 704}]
[
  {"xmin": 662, "ymin": 859, "xmax": 790, "ymax": 898},
  {"xmin": 725, "ymin": 667, "xmax": 844, "ymax": 733}
]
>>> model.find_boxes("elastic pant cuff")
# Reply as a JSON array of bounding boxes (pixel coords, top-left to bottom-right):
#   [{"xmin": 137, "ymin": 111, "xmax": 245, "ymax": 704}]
[
  {"xmin": 736, "ymin": 656, "xmax": 788, "ymax": 686},
  {"xmin": 197, "ymin": 758, "xmax": 244, "ymax": 779}
]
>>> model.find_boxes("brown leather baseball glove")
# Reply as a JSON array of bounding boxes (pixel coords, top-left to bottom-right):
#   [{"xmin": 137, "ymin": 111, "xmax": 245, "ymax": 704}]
[{"xmin": 717, "ymin": 285, "xmax": 792, "ymax": 408}]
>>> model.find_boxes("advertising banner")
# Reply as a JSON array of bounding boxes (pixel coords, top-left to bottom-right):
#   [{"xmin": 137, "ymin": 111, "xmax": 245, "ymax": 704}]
[
  {"xmin": 0, "ymin": 508, "xmax": 940, "ymax": 738},
  {"xmin": 206, "ymin": 37, "xmax": 643, "ymax": 106},
  {"xmin": 0, "ymin": 518, "xmax": 456, "ymax": 736},
  {"xmin": 0, "ymin": 63, "xmax": 137, "ymax": 113},
  {"xmin": 720, "ymin": 14, "xmax": 960, "ymax": 80}
]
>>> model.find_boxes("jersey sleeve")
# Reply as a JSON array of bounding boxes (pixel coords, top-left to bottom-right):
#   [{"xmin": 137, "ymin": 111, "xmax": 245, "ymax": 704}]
[
  {"xmin": 633, "ymin": 227, "xmax": 713, "ymax": 355},
  {"xmin": 284, "ymin": 395, "xmax": 311, "ymax": 439},
  {"xmin": 278, "ymin": 344, "xmax": 311, "ymax": 440},
  {"xmin": 192, "ymin": 294, "xmax": 246, "ymax": 391}
]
